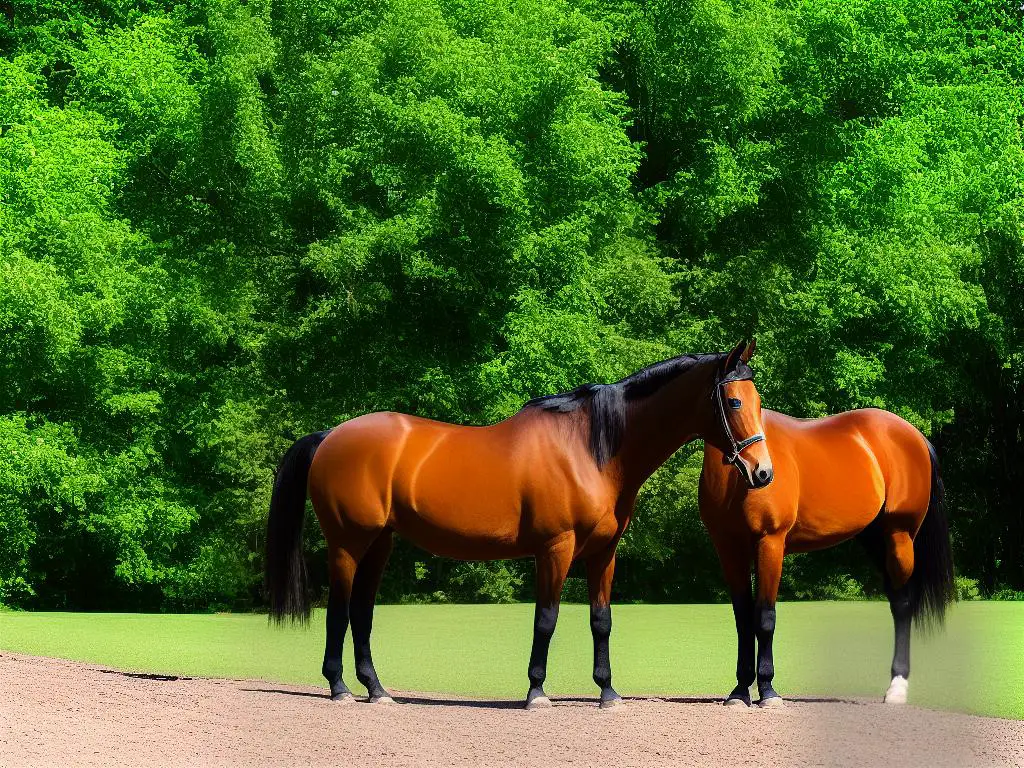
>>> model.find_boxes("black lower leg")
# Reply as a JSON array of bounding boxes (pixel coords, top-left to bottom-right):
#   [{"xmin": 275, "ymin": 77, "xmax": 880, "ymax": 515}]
[
  {"xmin": 350, "ymin": 537, "xmax": 392, "ymax": 701},
  {"xmin": 755, "ymin": 602, "xmax": 778, "ymax": 702},
  {"xmin": 322, "ymin": 585, "xmax": 352, "ymax": 700},
  {"xmin": 590, "ymin": 603, "xmax": 619, "ymax": 704},
  {"xmin": 350, "ymin": 590, "xmax": 387, "ymax": 700},
  {"xmin": 889, "ymin": 585, "xmax": 912, "ymax": 680},
  {"xmin": 527, "ymin": 603, "xmax": 559, "ymax": 704},
  {"xmin": 727, "ymin": 589, "xmax": 755, "ymax": 705}
]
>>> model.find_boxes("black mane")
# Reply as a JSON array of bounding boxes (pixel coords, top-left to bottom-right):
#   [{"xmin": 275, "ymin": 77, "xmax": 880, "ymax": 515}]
[{"xmin": 522, "ymin": 353, "xmax": 726, "ymax": 467}]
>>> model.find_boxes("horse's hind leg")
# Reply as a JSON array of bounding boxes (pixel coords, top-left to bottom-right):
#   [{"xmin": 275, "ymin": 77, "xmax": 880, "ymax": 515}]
[
  {"xmin": 525, "ymin": 534, "xmax": 575, "ymax": 710},
  {"xmin": 883, "ymin": 530, "xmax": 915, "ymax": 704},
  {"xmin": 586, "ymin": 546, "xmax": 621, "ymax": 709},
  {"xmin": 857, "ymin": 518, "xmax": 915, "ymax": 704},
  {"xmin": 350, "ymin": 530, "xmax": 395, "ymax": 704},
  {"xmin": 323, "ymin": 548, "xmax": 358, "ymax": 702}
]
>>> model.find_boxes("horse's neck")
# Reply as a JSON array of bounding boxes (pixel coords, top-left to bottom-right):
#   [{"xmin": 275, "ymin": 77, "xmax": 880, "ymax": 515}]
[{"xmin": 615, "ymin": 364, "xmax": 715, "ymax": 493}]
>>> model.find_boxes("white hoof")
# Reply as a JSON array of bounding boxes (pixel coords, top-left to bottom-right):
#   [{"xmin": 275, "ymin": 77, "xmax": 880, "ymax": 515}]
[
  {"xmin": 599, "ymin": 697, "xmax": 624, "ymax": 711},
  {"xmin": 369, "ymin": 694, "xmax": 396, "ymax": 705},
  {"xmin": 525, "ymin": 695, "xmax": 552, "ymax": 710},
  {"xmin": 884, "ymin": 676, "xmax": 908, "ymax": 704},
  {"xmin": 723, "ymin": 697, "xmax": 748, "ymax": 708},
  {"xmin": 331, "ymin": 692, "xmax": 356, "ymax": 704},
  {"xmin": 759, "ymin": 696, "xmax": 785, "ymax": 708}
]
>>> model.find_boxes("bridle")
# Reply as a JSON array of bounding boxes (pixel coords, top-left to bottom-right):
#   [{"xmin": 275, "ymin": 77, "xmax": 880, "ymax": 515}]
[{"xmin": 713, "ymin": 368, "xmax": 765, "ymax": 475}]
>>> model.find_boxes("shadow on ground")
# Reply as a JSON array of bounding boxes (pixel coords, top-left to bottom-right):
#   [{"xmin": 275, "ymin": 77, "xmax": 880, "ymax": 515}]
[{"xmin": 239, "ymin": 687, "xmax": 860, "ymax": 709}]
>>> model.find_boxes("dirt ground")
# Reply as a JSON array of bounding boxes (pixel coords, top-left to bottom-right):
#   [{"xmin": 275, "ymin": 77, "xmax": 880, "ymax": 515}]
[{"xmin": 0, "ymin": 651, "xmax": 1021, "ymax": 768}]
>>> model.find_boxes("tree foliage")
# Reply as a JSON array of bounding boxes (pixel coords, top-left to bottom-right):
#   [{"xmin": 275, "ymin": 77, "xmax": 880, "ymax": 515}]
[{"xmin": 1, "ymin": 0, "xmax": 1022, "ymax": 608}]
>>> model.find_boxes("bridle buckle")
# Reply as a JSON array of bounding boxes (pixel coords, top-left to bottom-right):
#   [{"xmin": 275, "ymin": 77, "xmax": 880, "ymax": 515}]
[{"xmin": 722, "ymin": 433, "xmax": 765, "ymax": 466}]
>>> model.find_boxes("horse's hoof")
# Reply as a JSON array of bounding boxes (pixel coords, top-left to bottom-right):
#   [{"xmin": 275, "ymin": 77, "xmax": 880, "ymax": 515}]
[
  {"xmin": 884, "ymin": 675, "xmax": 908, "ymax": 704},
  {"xmin": 525, "ymin": 695, "xmax": 552, "ymax": 710},
  {"xmin": 330, "ymin": 692, "xmax": 355, "ymax": 704},
  {"xmin": 724, "ymin": 697, "xmax": 749, "ymax": 707},
  {"xmin": 599, "ymin": 696, "xmax": 624, "ymax": 710},
  {"xmin": 758, "ymin": 695, "xmax": 785, "ymax": 708},
  {"xmin": 369, "ymin": 694, "xmax": 396, "ymax": 705}
]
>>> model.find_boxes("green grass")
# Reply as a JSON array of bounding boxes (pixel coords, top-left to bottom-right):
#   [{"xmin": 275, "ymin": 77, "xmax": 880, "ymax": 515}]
[{"xmin": 1, "ymin": 602, "xmax": 1021, "ymax": 719}]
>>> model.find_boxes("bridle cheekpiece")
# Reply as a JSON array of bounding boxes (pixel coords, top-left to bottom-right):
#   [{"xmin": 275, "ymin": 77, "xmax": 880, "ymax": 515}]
[{"xmin": 714, "ymin": 362, "xmax": 765, "ymax": 470}]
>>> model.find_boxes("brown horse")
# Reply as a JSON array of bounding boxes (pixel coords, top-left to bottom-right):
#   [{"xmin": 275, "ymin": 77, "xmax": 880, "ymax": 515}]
[
  {"xmin": 699, "ymin": 347, "xmax": 956, "ymax": 708},
  {"xmin": 264, "ymin": 341, "xmax": 772, "ymax": 708}
]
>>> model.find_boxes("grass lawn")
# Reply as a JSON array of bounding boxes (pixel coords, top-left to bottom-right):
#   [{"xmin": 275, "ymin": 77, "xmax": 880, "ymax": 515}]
[{"xmin": 1, "ymin": 601, "xmax": 1021, "ymax": 719}]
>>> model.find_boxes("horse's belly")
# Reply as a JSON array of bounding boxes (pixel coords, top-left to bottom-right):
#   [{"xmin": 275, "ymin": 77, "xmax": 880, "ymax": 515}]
[
  {"xmin": 785, "ymin": 517, "xmax": 874, "ymax": 553},
  {"xmin": 786, "ymin": 454, "xmax": 884, "ymax": 552},
  {"xmin": 389, "ymin": 494, "xmax": 529, "ymax": 559}
]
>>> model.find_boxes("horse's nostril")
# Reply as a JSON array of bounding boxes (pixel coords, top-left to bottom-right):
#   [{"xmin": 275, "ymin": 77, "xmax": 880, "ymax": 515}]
[{"xmin": 755, "ymin": 468, "xmax": 774, "ymax": 485}]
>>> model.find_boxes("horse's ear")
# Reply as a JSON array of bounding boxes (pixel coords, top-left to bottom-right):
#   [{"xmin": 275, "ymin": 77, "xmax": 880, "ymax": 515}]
[
  {"xmin": 723, "ymin": 339, "xmax": 746, "ymax": 372},
  {"xmin": 740, "ymin": 338, "xmax": 756, "ymax": 363}
]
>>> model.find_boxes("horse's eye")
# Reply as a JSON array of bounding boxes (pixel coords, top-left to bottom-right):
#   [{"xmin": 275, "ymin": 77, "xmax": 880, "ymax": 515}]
[{"xmin": 728, "ymin": 398, "xmax": 742, "ymax": 409}]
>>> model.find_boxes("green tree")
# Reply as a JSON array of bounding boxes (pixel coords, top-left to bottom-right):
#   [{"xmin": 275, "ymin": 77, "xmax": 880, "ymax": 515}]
[{"xmin": 2, "ymin": 0, "xmax": 1023, "ymax": 609}]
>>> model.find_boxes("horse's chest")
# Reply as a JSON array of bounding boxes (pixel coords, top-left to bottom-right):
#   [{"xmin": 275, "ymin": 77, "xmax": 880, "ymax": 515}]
[{"xmin": 738, "ymin": 496, "xmax": 792, "ymax": 536}]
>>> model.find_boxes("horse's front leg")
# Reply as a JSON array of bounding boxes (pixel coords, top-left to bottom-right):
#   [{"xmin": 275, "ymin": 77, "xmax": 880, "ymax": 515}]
[
  {"xmin": 725, "ymin": 588, "xmax": 756, "ymax": 706},
  {"xmin": 586, "ymin": 547, "xmax": 622, "ymax": 709},
  {"xmin": 525, "ymin": 534, "xmax": 575, "ymax": 710},
  {"xmin": 754, "ymin": 534, "xmax": 786, "ymax": 707},
  {"xmin": 715, "ymin": 541, "xmax": 755, "ymax": 707}
]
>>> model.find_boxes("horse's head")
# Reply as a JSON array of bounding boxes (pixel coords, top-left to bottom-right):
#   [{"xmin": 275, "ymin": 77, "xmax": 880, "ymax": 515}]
[{"xmin": 712, "ymin": 339, "xmax": 773, "ymax": 489}]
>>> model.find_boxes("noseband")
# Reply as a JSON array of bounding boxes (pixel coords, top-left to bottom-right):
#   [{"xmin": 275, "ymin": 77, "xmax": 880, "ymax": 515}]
[{"xmin": 713, "ymin": 368, "xmax": 765, "ymax": 469}]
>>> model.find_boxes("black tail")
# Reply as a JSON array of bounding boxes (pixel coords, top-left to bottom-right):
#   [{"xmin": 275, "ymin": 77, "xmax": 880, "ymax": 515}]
[
  {"xmin": 907, "ymin": 440, "xmax": 956, "ymax": 627},
  {"xmin": 264, "ymin": 430, "xmax": 330, "ymax": 624}
]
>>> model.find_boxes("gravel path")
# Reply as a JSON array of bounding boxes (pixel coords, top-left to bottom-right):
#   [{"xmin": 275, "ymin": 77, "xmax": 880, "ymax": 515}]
[{"xmin": 0, "ymin": 651, "xmax": 1021, "ymax": 767}]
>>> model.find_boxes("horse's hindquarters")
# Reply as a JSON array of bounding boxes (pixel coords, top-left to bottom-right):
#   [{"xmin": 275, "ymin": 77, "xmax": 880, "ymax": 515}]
[{"xmin": 308, "ymin": 414, "xmax": 405, "ymax": 544}]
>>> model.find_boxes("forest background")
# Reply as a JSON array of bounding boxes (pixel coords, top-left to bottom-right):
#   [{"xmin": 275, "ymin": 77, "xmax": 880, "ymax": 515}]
[{"xmin": 2, "ymin": 0, "xmax": 1022, "ymax": 610}]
